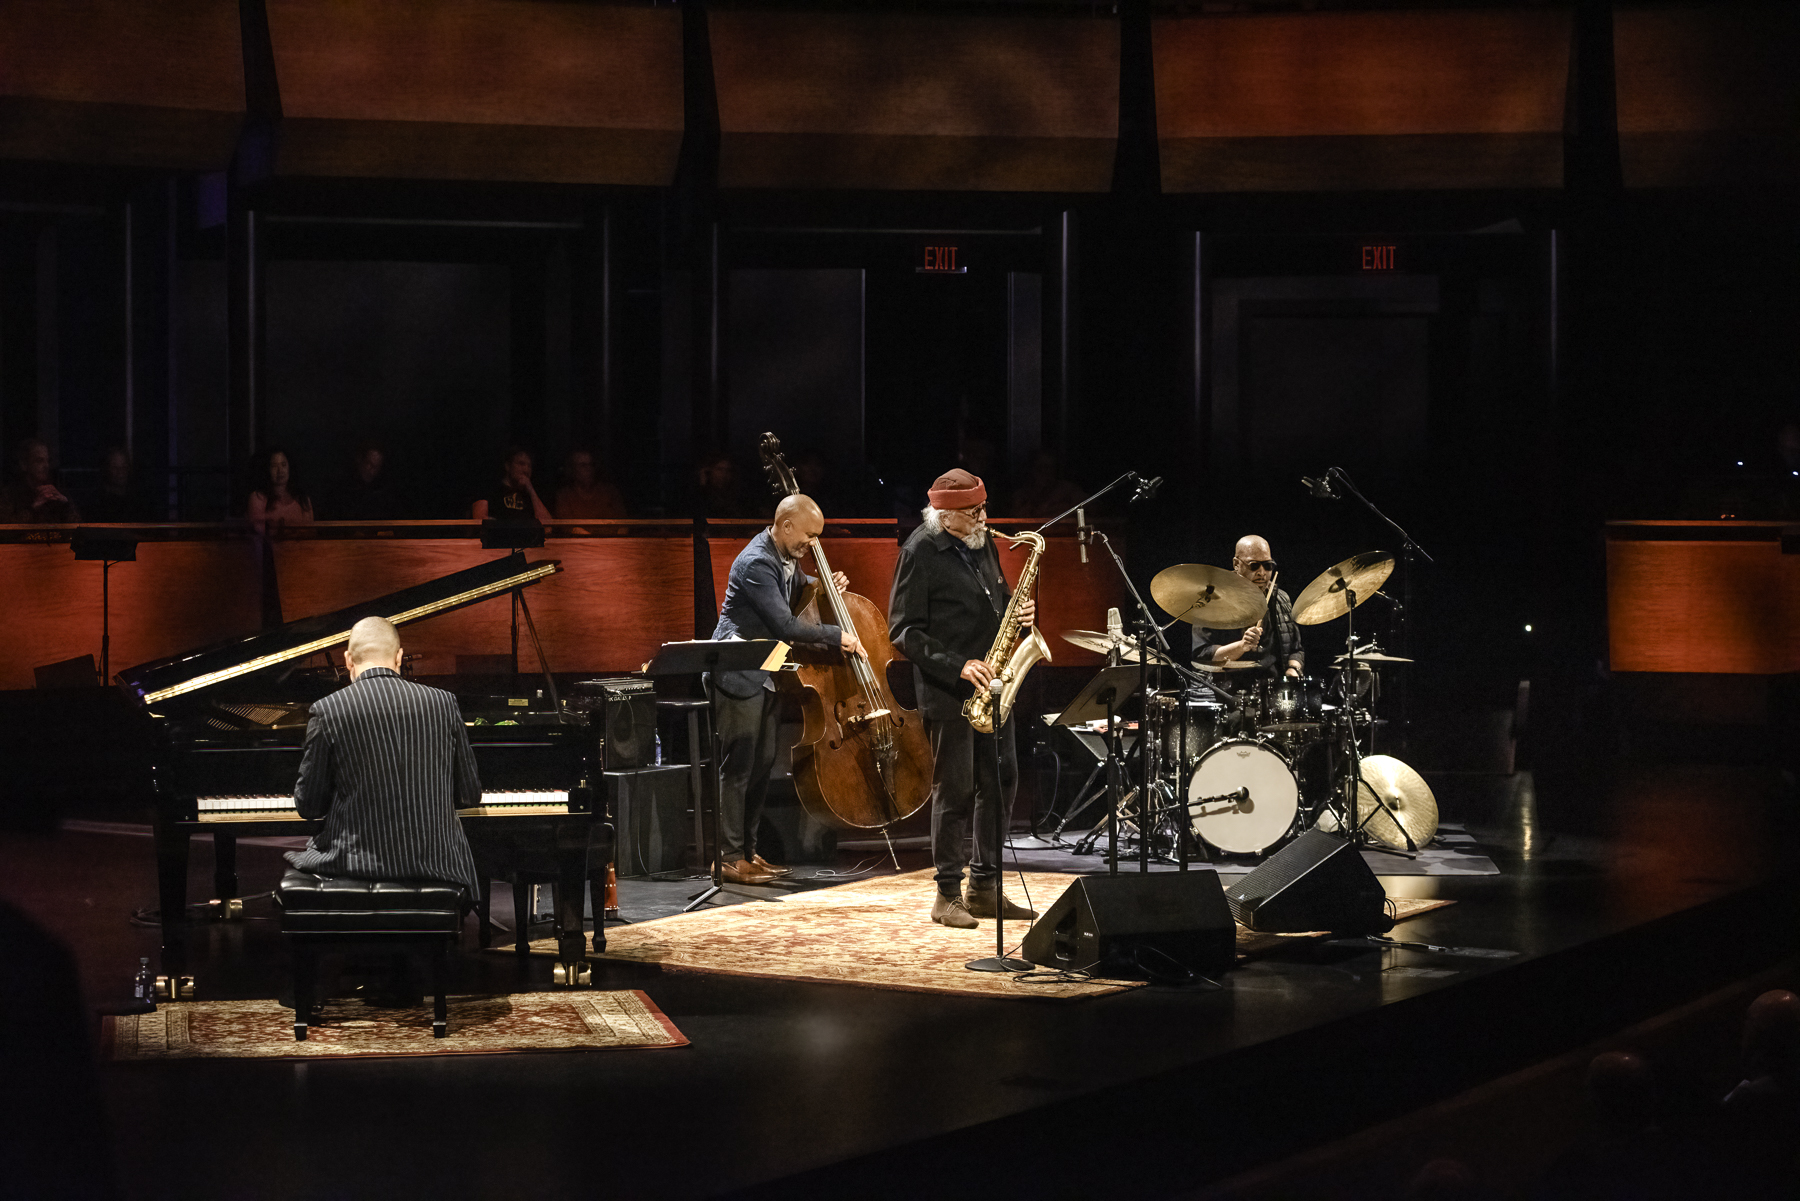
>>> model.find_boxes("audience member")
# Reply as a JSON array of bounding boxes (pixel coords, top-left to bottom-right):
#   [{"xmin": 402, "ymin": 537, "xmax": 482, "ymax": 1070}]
[
  {"xmin": 552, "ymin": 448, "xmax": 627, "ymax": 519},
  {"xmin": 471, "ymin": 446, "xmax": 551, "ymax": 524},
  {"xmin": 1, "ymin": 438, "xmax": 80, "ymax": 524},
  {"xmin": 1010, "ymin": 449, "xmax": 1087, "ymax": 521},
  {"xmin": 322, "ymin": 441, "xmax": 404, "ymax": 521},
  {"xmin": 689, "ymin": 449, "xmax": 756, "ymax": 518},
  {"xmin": 82, "ymin": 446, "xmax": 158, "ymax": 523},
  {"xmin": 247, "ymin": 447, "xmax": 313, "ymax": 535}
]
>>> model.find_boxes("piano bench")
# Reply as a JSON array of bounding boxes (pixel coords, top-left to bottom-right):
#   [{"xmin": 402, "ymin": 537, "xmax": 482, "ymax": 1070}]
[{"xmin": 275, "ymin": 870, "xmax": 469, "ymax": 1041}]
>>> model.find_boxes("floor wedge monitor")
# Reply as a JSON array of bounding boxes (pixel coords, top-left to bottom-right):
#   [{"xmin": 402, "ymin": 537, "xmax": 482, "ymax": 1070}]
[
  {"xmin": 1020, "ymin": 872, "xmax": 1236, "ymax": 978},
  {"xmin": 1224, "ymin": 828, "xmax": 1394, "ymax": 935}
]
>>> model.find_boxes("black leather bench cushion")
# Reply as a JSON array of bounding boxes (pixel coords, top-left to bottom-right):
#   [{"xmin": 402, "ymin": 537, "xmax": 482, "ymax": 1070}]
[{"xmin": 276, "ymin": 869, "xmax": 467, "ymax": 934}]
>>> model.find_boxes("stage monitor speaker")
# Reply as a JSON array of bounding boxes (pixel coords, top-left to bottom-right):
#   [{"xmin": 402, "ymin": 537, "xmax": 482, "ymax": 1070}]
[
  {"xmin": 574, "ymin": 678, "xmax": 658, "ymax": 770},
  {"xmin": 1224, "ymin": 828, "xmax": 1393, "ymax": 935},
  {"xmin": 608, "ymin": 766, "xmax": 690, "ymax": 877},
  {"xmin": 1020, "ymin": 872, "xmax": 1236, "ymax": 978}
]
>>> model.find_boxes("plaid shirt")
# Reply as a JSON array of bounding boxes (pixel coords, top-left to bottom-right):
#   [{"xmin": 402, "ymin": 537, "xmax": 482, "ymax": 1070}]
[{"xmin": 1194, "ymin": 587, "xmax": 1305, "ymax": 677}]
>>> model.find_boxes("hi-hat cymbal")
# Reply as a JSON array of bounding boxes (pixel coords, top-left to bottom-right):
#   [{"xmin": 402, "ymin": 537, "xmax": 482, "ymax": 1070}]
[
  {"xmin": 1193, "ymin": 659, "xmax": 1266, "ymax": 672},
  {"xmin": 1332, "ymin": 650, "xmax": 1414, "ymax": 664},
  {"xmin": 1352, "ymin": 754, "xmax": 1439, "ymax": 850},
  {"xmin": 1292, "ymin": 552, "xmax": 1395, "ymax": 626},
  {"xmin": 1151, "ymin": 564, "xmax": 1266, "ymax": 629},
  {"xmin": 1061, "ymin": 630, "xmax": 1170, "ymax": 664}
]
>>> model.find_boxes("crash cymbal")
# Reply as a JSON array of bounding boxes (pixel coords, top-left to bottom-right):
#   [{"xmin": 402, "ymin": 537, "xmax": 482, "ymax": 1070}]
[
  {"xmin": 1292, "ymin": 552, "xmax": 1395, "ymax": 626},
  {"xmin": 1352, "ymin": 754, "xmax": 1439, "ymax": 850},
  {"xmin": 1192, "ymin": 659, "xmax": 1266, "ymax": 672},
  {"xmin": 1332, "ymin": 650, "xmax": 1414, "ymax": 664},
  {"xmin": 1061, "ymin": 630, "xmax": 1169, "ymax": 664},
  {"xmin": 1151, "ymin": 564, "xmax": 1266, "ymax": 629}
]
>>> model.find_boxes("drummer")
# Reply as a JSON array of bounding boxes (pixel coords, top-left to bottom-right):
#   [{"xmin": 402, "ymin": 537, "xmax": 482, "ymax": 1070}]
[{"xmin": 1194, "ymin": 535, "xmax": 1305, "ymax": 681}]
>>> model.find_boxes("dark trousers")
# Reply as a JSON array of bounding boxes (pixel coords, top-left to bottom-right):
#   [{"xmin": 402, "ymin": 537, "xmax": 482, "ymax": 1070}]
[
  {"xmin": 926, "ymin": 714, "xmax": 1018, "ymax": 897},
  {"xmin": 716, "ymin": 688, "xmax": 780, "ymax": 864}
]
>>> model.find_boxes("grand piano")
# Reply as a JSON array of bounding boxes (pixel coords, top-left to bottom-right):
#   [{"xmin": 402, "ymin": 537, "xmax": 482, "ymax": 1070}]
[{"xmin": 116, "ymin": 553, "xmax": 610, "ymax": 996}]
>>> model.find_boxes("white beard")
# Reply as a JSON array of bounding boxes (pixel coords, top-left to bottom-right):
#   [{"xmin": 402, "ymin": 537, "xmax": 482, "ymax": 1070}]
[{"xmin": 920, "ymin": 505, "xmax": 988, "ymax": 550}]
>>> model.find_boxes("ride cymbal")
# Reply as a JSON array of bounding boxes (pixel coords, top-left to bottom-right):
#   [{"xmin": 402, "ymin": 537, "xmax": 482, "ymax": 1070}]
[
  {"xmin": 1292, "ymin": 552, "xmax": 1395, "ymax": 626},
  {"xmin": 1192, "ymin": 659, "xmax": 1266, "ymax": 672},
  {"xmin": 1150, "ymin": 564, "xmax": 1265, "ymax": 629},
  {"xmin": 1332, "ymin": 651, "xmax": 1414, "ymax": 664},
  {"xmin": 1352, "ymin": 754, "xmax": 1439, "ymax": 850},
  {"xmin": 1061, "ymin": 630, "xmax": 1170, "ymax": 664}
]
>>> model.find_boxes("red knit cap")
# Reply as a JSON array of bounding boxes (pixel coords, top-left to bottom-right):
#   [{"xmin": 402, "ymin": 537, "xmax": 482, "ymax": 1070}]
[{"xmin": 928, "ymin": 469, "xmax": 987, "ymax": 510}]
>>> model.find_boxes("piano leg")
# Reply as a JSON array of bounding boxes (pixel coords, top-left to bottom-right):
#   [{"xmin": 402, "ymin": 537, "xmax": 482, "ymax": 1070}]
[
  {"xmin": 587, "ymin": 872, "xmax": 608, "ymax": 954},
  {"xmin": 153, "ymin": 819, "xmax": 192, "ymax": 992},
  {"xmin": 511, "ymin": 882, "xmax": 532, "ymax": 956},
  {"xmin": 554, "ymin": 837, "xmax": 591, "ymax": 986}
]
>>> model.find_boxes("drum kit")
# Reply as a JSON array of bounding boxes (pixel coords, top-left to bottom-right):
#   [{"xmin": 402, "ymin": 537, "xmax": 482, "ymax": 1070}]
[{"xmin": 1058, "ymin": 550, "xmax": 1437, "ymax": 862}]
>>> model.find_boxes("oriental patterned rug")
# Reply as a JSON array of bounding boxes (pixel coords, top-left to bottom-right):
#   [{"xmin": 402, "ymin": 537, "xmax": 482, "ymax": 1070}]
[
  {"xmin": 527, "ymin": 869, "xmax": 1454, "ymax": 1001},
  {"xmin": 102, "ymin": 990, "xmax": 686, "ymax": 1062}
]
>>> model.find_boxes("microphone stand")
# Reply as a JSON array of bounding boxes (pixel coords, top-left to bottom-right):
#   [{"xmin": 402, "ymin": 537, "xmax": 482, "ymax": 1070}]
[{"xmin": 1322, "ymin": 467, "xmax": 1432, "ymax": 752}]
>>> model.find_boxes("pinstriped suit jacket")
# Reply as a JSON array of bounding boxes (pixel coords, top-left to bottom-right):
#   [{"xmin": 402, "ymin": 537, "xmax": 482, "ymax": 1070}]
[{"xmin": 285, "ymin": 667, "xmax": 482, "ymax": 897}]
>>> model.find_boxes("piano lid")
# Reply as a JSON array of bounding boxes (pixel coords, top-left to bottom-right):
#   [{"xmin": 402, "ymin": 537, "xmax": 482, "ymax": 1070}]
[{"xmin": 118, "ymin": 555, "xmax": 562, "ymax": 706}]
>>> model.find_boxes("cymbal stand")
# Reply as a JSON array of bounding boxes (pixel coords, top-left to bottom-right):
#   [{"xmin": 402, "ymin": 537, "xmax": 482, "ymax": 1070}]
[
  {"xmin": 1330, "ymin": 590, "xmax": 1417, "ymax": 859},
  {"xmin": 1322, "ymin": 467, "xmax": 1432, "ymax": 752}
]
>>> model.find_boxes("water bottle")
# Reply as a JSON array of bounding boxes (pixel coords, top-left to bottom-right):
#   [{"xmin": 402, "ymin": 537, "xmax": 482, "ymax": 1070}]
[
  {"xmin": 654, "ymin": 732, "xmax": 663, "ymax": 765},
  {"xmin": 133, "ymin": 957, "xmax": 154, "ymax": 1006}
]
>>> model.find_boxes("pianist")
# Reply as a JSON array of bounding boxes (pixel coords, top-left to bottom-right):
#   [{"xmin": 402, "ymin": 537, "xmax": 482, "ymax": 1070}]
[{"xmin": 285, "ymin": 616, "xmax": 483, "ymax": 901}]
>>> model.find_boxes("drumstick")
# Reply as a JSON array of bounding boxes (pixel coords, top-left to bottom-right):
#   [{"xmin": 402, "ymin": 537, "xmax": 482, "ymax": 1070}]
[{"xmin": 1263, "ymin": 573, "xmax": 1279, "ymax": 606}]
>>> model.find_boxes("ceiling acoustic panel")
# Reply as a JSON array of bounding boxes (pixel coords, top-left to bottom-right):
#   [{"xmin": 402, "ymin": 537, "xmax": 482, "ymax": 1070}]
[
  {"xmin": 268, "ymin": 0, "xmax": 684, "ymax": 186},
  {"xmin": 1155, "ymin": 11, "xmax": 1570, "ymax": 193},
  {"xmin": 711, "ymin": 11, "xmax": 1118, "ymax": 192},
  {"xmin": 1616, "ymin": 6, "xmax": 1800, "ymax": 189},
  {"xmin": 0, "ymin": 0, "xmax": 244, "ymax": 169}
]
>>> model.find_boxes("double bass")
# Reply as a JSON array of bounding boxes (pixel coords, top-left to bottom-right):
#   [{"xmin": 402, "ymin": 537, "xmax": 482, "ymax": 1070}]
[{"xmin": 757, "ymin": 433, "xmax": 933, "ymax": 832}]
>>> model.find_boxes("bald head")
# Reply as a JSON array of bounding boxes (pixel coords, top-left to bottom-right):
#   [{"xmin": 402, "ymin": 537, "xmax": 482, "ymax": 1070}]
[
  {"xmin": 771, "ymin": 494, "xmax": 825, "ymax": 560},
  {"xmin": 346, "ymin": 616, "xmax": 402, "ymax": 678},
  {"xmin": 1233, "ymin": 535, "xmax": 1275, "ymax": 589}
]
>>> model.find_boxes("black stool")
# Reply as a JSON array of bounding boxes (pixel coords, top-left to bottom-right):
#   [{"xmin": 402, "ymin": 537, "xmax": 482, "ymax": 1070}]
[{"xmin": 275, "ymin": 870, "xmax": 468, "ymax": 1041}]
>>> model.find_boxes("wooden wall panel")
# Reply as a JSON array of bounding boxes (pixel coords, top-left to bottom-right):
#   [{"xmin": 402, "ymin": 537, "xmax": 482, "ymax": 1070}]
[
  {"xmin": 268, "ymin": 0, "xmax": 684, "ymax": 184},
  {"xmin": 0, "ymin": 542, "xmax": 261, "ymax": 691},
  {"xmin": 274, "ymin": 539, "xmax": 694, "ymax": 674},
  {"xmin": 1615, "ymin": 7, "xmax": 1800, "ymax": 188},
  {"xmin": 1154, "ymin": 11, "xmax": 1569, "ymax": 192},
  {"xmin": 711, "ymin": 11, "xmax": 1117, "ymax": 191},
  {"xmin": 1605, "ymin": 529, "xmax": 1800, "ymax": 674},
  {"xmin": 0, "ymin": 0, "xmax": 243, "ymax": 168}
]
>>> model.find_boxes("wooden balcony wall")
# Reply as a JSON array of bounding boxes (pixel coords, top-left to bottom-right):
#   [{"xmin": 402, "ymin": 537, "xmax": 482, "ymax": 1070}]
[
  {"xmin": 709, "ymin": 11, "xmax": 1118, "ymax": 192},
  {"xmin": 0, "ymin": 0, "xmax": 244, "ymax": 169},
  {"xmin": 1153, "ymin": 10, "xmax": 1570, "ymax": 193},
  {"xmin": 266, "ymin": 0, "xmax": 685, "ymax": 185},
  {"xmin": 1615, "ymin": 6, "xmax": 1800, "ymax": 189},
  {"xmin": 0, "ymin": 523, "xmax": 1124, "ymax": 691},
  {"xmin": 1605, "ymin": 523, "xmax": 1800, "ymax": 675}
]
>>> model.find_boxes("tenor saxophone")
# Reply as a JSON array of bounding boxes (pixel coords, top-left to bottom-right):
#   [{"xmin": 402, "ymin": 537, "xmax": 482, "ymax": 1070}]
[{"xmin": 962, "ymin": 530, "xmax": 1053, "ymax": 734}]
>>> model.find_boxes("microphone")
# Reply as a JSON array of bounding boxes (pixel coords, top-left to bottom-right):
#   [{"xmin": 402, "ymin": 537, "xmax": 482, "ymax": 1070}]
[
  {"xmin": 1076, "ymin": 506, "xmax": 1088, "ymax": 563},
  {"xmin": 1128, "ymin": 474, "xmax": 1163, "ymax": 504},
  {"xmin": 1301, "ymin": 475, "xmax": 1339, "ymax": 500},
  {"xmin": 1106, "ymin": 606, "xmax": 1122, "ymax": 641}
]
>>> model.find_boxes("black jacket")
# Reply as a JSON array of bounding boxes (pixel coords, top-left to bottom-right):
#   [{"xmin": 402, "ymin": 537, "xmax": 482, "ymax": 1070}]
[
  {"xmin": 285, "ymin": 668, "xmax": 482, "ymax": 896},
  {"xmin": 711, "ymin": 529, "xmax": 841, "ymax": 700},
  {"xmin": 887, "ymin": 524, "xmax": 1012, "ymax": 720}
]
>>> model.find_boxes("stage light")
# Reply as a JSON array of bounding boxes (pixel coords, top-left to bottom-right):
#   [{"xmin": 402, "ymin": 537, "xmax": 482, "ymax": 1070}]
[{"xmin": 1524, "ymin": 624, "xmax": 1533, "ymax": 633}]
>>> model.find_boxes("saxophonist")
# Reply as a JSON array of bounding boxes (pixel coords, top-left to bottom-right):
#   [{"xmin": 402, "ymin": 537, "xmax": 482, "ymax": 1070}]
[{"xmin": 889, "ymin": 469, "xmax": 1038, "ymax": 928}]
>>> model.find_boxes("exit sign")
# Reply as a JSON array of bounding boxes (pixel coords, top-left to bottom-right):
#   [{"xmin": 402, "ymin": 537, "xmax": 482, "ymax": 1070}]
[
  {"xmin": 917, "ymin": 245, "xmax": 966, "ymax": 274},
  {"xmin": 1361, "ymin": 244, "xmax": 1397, "ymax": 271}
]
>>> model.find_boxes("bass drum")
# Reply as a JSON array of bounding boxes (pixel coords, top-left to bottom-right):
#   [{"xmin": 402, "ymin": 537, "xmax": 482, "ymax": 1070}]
[{"xmin": 1187, "ymin": 738, "xmax": 1301, "ymax": 855}]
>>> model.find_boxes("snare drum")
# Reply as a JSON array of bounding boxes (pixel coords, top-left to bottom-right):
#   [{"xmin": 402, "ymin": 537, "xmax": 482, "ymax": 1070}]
[
  {"xmin": 1187, "ymin": 737, "xmax": 1301, "ymax": 855},
  {"xmin": 1266, "ymin": 676, "xmax": 1323, "ymax": 730},
  {"xmin": 1160, "ymin": 699, "xmax": 1226, "ymax": 771}
]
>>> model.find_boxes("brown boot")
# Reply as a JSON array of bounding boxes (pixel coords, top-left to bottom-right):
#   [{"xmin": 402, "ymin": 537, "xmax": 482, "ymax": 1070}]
[
  {"xmin": 930, "ymin": 893, "xmax": 979, "ymax": 929},
  {"xmin": 718, "ymin": 859, "xmax": 775, "ymax": 885},
  {"xmin": 965, "ymin": 883, "xmax": 1036, "ymax": 920}
]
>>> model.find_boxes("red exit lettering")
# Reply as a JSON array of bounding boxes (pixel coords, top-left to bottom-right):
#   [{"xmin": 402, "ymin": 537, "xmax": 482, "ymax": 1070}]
[
  {"xmin": 1361, "ymin": 244, "xmax": 1397, "ymax": 271},
  {"xmin": 923, "ymin": 246, "xmax": 958, "ymax": 271}
]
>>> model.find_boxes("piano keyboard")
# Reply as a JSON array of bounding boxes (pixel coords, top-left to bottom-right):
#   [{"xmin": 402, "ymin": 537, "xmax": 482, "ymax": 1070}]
[{"xmin": 194, "ymin": 790, "xmax": 571, "ymax": 822}]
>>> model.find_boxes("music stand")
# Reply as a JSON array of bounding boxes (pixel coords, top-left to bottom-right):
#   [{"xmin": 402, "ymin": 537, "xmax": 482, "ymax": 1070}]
[
  {"xmin": 72, "ymin": 531, "xmax": 138, "ymax": 682},
  {"xmin": 641, "ymin": 639, "xmax": 790, "ymax": 911},
  {"xmin": 1051, "ymin": 666, "xmax": 1146, "ymax": 875},
  {"xmin": 480, "ymin": 520, "xmax": 546, "ymax": 692}
]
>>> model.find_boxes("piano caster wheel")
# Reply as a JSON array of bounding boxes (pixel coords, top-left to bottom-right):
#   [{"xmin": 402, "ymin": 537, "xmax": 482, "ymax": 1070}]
[
  {"xmin": 212, "ymin": 898, "xmax": 244, "ymax": 921},
  {"xmin": 177, "ymin": 975, "xmax": 196, "ymax": 1000},
  {"xmin": 155, "ymin": 975, "xmax": 196, "ymax": 1000},
  {"xmin": 552, "ymin": 962, "xmax": 591, "ymax": 987},
  {"xmin": 153, "ymin": 976, "xmax": 171, "ymax": 1001}
]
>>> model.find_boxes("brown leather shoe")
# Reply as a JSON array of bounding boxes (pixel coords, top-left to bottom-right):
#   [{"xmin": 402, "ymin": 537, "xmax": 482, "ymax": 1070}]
[
  {"xmin": 718, "ymin": 859, "xmax": 775, "ymax": 885},
  {"xmin": 965, "ymin": 885, "xmax": 1037, "ymax": 920},
  {"xmin": 751, "ymin": 854, "xmax": 792, "ymax": 877},
  {"xmin": 931, "ymin": 893, "xmax": 980, "ymax": 929}
]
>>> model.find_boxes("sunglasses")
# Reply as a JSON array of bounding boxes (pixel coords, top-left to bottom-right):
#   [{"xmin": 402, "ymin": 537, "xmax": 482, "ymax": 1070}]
[
  {"xmin": 1238, "ymin": 559, "xmax": 1277, "ymax": 572},
  {"xmin": 954, "ymin": 503, "xmax": 988, "ymax": 516}
]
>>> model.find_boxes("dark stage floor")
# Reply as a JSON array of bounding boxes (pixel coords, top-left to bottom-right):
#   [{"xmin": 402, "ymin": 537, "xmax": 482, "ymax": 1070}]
[{"xmin": 4, "ymin": 762, "xmax": 1796, "ymax": 1200}]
